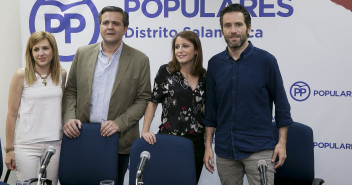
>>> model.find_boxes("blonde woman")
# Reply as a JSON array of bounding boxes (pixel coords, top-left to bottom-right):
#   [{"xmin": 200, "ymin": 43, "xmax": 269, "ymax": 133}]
[{"xmin": 5, "ymin": 31, "xmax": 66, "ymax": 184}]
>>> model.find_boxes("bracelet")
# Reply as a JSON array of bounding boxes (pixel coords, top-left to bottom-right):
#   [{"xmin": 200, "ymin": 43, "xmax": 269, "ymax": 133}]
[{"xmin": 4, "ymin": 146, "xmax": 14, "ymax": 153}]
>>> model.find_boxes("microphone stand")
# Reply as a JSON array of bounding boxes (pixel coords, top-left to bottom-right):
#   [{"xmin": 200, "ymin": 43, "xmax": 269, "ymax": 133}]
[
  {"xmin": 136, "ymin": 173, "xmax": 144, "ymax": 185},
  {"xmin": 27, "ymin": 170, "xmax": 52, "ymax": 185},
  {"xmin": 258, "ymin": 164, "xmax": 267, "ymax": 185}
]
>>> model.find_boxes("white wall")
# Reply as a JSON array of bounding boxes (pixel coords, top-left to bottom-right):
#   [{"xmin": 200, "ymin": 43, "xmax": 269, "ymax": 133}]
[{"xmin": 0, "ymin": 1, "xmax": 22, "ymax": 184}]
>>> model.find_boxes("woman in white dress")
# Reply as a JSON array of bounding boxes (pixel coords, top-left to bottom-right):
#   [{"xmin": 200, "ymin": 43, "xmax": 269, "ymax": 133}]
[{"xmin": 5, "ymin": 31, "xmax": 66, "ymax": 184}]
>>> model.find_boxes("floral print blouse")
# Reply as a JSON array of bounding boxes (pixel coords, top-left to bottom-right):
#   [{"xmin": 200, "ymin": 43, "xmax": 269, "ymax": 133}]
[{"xmin": 150, "ymin": 64, "xmax": 206, "ymax": 136}]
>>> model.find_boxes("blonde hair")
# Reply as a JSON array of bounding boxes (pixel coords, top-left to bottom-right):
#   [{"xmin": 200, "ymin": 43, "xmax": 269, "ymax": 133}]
[{"xmin": 25, "ymin": 31, "xmax": 61, "ymax": 85}]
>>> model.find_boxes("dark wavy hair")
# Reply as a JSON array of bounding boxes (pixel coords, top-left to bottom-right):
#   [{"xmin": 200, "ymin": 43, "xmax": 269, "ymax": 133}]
[{"xmin": 168, "ymin": 31, "xmax": 206, "ymax": 76}]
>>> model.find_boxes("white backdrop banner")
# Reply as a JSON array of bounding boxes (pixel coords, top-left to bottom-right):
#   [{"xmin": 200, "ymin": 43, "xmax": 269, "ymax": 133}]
[{"xmin": 19, "ymin": 0, "xmax": 352, "ymax": 184}]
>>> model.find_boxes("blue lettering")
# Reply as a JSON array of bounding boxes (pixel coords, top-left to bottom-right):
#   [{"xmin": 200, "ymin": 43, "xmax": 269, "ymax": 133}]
[
  {"xmin": 184, "ymin": 26, "xmax": 222, "ymax": 38},
  {"xmin": 259, "ymin": 0, "xmax": 275, "ymax": 17},
  {"xmin": 318, "ymin": 142, "xmax": 324, "ymax": 148},
  {"xmin": 181, "ymin": 0, "xmax": 199, "ymax": 17},
  {"xmin": 164, "ymin": 0, "xmax": 180, "ymax": 17},
  {"xmin": 324, "ymin": 143, "xmax": 329, "ymax": 148},
  {"xmin": 249, "ymin": 29, "xmax": 261, "ymax": 38},
  {"xmin": 126, "ymin": 0, "xmax": 294, "ymax": 18},
  {"xmin": 325, "ymin": 90, "xmax": 330, "ymax": 96},
  {"xmin": 329, "ymin": 143, "xmax": 334, "ymax": 149},
  {"xmin": 154, "ymin": 28, "xmax": 159, "ymax": 37},
  {"xmin": 126, "ymin": 27, "xmax": 178, "ymax": 38},
  {"xmin": 243, "ymin": 0, "xmax": 258, "ymax": 17},
  {"xmin": 170, "ymin": 29, "xmax": 178, "ymax": 37},
  {"xmin": 136, "ymin": 27, "xmax": 140, "ymax": 38},
  {"xmin": 341, "ymin": 91, "xmax": 346, "ymax": 96},
  {"xmin": 254, "ymin": 29, "xmax": 263, "ymax": 38},
  {"xmin": 313, "ymin": 90, "xmax": 318, "ymax": 96},
  {"xmin": 64, "ymin": 14, "xmax": 86, "ymax": 43},
  {"xmin": 314, "ymin": 142, "xmax": 352, "ymax": 150},
  {"xmin": 332, "ymin": 143, "xmax": 339, "ymax": 149},
  {"xmin": 45, "ymin": 14, "xmax": 64, "ymax": 33},
  {"xmin": 294, "ymin": 87, "xmax": 306, "ymax": 96},
  {"xmin": 217, "ymin": 0, "xmax": 233, "ymax": 17},
  {"xmin": 340, "ymin": 143, "xmax": 345, "ymax": 149},
  {"xmin": 143, "ymin": 0, "xmax": 163, "ymax": 18},
  {"xmin": 125, "ymin": 0, "xmax": 140, "ymax": 13},
  {"xmin": 311, "ymin": 90, "xmax": 352, "ymax": 97},
  {"xmin": 45, "ymin": 13, "xmax": 85, "ymax": 43},
  {"xmin": 200, "ymin": 0, "xmax": 215, "ymax": 17},
  {"xmin": 162, "ymin": 27, "xmax": 168, "ymax": 37},
  {"xmin": 277, "ymin": 0, "xmax": 294, "ymax": 17},
  {"xmin": 126, "ymin": 27, "xmax": 134, "ymax": 38},
  {"xmin": 140, "ymin": 29, "xmax": 146, "ymax": 38}
]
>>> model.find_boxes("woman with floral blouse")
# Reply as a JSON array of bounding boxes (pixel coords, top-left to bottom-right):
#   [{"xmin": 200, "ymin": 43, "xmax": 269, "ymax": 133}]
[{"xmin": 141, "ymin": 30, "xmax": 206, "ymax": 182}]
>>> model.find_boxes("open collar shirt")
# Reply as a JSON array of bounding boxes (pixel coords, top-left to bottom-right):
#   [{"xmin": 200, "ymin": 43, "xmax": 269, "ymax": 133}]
[
  {"xmin": 90, "ymin": 42, "xmax": 123, "ymax": 123},
  {"xmin": 203, "ymin": 41, "xmax": 293, "ymax": 160}
]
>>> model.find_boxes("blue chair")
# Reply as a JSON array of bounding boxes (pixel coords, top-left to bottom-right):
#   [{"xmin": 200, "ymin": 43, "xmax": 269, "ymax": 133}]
[
  {"xmin": 0, "ymin": 138, "xmax": 10, "ymax": 185},
  {"xmin": 129, "ymin": 134, "xmax": 197, "ymax": 185},
  {"xmin": 58, "ymin": 123, "xmax": 119, "ymax": 185},
  {"xmin": 272, "ymin": 122, "xmax": 324, "ymax": 185}
]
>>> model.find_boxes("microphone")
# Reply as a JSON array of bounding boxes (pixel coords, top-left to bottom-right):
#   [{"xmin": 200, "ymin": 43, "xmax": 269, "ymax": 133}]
[
  {"xmin": 136, "ymin": 151, "xmax": 151, "ymax": 178},
  {"xmin": 39, "ymin": 146, "xmax": 56, "ymax": 175},
  {"xmin": 257, "ymin": 160, "xmax": 268, "ymax": 185}
]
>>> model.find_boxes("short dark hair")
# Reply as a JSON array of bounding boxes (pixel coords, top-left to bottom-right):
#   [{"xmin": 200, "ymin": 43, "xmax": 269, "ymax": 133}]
[
  {"xmin": 220, "ymin": 3, "xmax": 251, "ymax": 30},
  {"xmin": 98, "ymin": 6, "xmax": 129, "ymax": 27}
]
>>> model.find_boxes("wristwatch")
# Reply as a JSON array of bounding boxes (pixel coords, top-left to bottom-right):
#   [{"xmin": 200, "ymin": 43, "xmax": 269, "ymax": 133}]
[{"xmin": 4, "ymin": 146, "xmax": 14, "ymax": 153}]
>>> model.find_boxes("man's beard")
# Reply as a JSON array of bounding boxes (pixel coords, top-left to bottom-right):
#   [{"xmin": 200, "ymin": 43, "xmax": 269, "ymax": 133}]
[{"xmin": 225, "ymin": 32, "xmax": 248, "ymax": 49}]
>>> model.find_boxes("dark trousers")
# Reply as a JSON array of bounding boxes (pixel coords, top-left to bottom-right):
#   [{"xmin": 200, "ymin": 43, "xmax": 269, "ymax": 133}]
[
  {"xmin": 183, "ymin": 134, "xmax": 205, "ymax": 183},
  {"xmin": 117, "ymin": 154, "xmax": 130, "ymax": 185}
]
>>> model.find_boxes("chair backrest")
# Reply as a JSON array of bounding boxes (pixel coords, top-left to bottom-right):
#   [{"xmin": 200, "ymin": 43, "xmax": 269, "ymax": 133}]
[
  {"xmin": 58, "ymin": 123, "xmax": 119, "ymax": 185},
  {"xmin": 272, "ymin": 122, "xmax": 315, "ymax": 185},
  {"xmin": 129, "ymin": 134, "xmax": 197, "ymax": 185}
]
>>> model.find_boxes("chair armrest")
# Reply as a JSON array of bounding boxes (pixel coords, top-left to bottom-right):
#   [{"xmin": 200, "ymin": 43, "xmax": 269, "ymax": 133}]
[{"xmin": 312, "ymin": 178, "xmax": 324, "ymax": 185}]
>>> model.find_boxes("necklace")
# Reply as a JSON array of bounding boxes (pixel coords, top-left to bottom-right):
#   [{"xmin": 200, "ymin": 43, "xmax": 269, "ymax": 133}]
[{"xmin": 34, "ymin": 67, "xmax": 51, "ymax": 86}]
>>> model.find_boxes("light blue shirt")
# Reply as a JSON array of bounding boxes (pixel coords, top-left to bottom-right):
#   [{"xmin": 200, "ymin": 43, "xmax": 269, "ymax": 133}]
[{"xmin": 89, "ymin": 42, "xmax": 123, "ymax": 123}]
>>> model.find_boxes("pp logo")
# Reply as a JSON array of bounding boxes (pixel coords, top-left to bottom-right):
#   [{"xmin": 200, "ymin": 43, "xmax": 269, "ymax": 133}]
[
  {"xmin": 29, "ymin": 0, "xmax": 99, "ymax": 61},
  {"xmin": 290, "ymin": 81, "xmax": 311, "ymax": 101}
]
